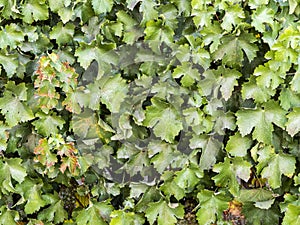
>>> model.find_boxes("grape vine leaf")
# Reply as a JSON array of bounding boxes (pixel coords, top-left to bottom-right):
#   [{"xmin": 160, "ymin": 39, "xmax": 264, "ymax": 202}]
[
  {"xmin": 251, "ymin": 6, "xmax": 275, "ymax": 32},
  {"xmin": 98, "ymin": 75, "xmax": 128, "ymax": 113},
  {"xmin": 76, "ymin": 202, "xmax": 113, "ymax": 225},
  {"xmin": 160, "ymin": 172, "xmax": 185, "ymax": 200},
  {"xmin": 0, "ymin": 81, "xmax": 34, "ymax": 126},
  {"xmin": 189, "ymin": 135, "xmax": 222, "ymax": 170},
  {"xmin": 236, "ymin": 100, "xmax": 286, "ymax": 144},
  {"xmin": 0, "ymin": 207, "xmax": 19, "ymax": 225},
  {"xmin": 282, "ymin": 204, "xmax": 300, "ymax": 225},
  {"xmin": 16, "ymin": 179, "xmax": 47, "ymax": 214},
  {"xmin": 0, "ymin": 24, "xmax": 24, "ymax": 49},
  {"xmin": 21, "ymin": 0, "xmax": 49, "ymax": 24},
  {"xmin": 50, "ymin": 22, "xmax": 75, "ymax": 46},
  {"xmin": 196, "ymin": 190, "xmax": 230, "ymax": 225},
  {"xmin": 145, "ymin": 199, "xmax": 184, "ymax": 225},
  {"xmin": 143, "ymin": 97, "xmax": 183, "ymax": 143},
  {"xmin": 110, "ymin": 210, "xmax": 145, "ymax": 225},
  {"xmin": 213, "ymin": 157, "xmax": 251, "ymax": 196},
  {"xmin": 38, "ymin": 200, "xmax": 67, "ymax": 224},
  {"xmin": 242, "ymin": 203, "xmax": 280, "ymax": 225},
  {"xmin": 225, "ymin": 132, "xmax": 252, "ymax": 157},
  {"xmin": 144, "ymin": 19, "xmax": 174, "ymax": 44},
  {"xmin": 0, "ymin": 158, "xmax": 27, "ymax": 194},
  {"xmin": 0, "ymin": 121, "xmax": 9, "ymax": 151},
  {"xmin": 213, "ymin": 32, "xmax": 258, "ymax": 67},
  {"xmin": 0, "ymin": 50, "xmax": 18, "ymax": 77},
  {"xmin": 92, "ymin": 0, "xmax": 114, "ymax": 14},
  {"xmin": 259, "ymin": 153, "xmax": 296, "ymax": 189},
  {"xmin": 221, "ymin": 4, "xmax": 245, "ymax": 31},
  {"xmin": 33, "ymin": 112, "xmax": 65, "ymax": 137},
  {"xmin": 286, "ymin": 107, "xmax": 300, "ymax": 137}
]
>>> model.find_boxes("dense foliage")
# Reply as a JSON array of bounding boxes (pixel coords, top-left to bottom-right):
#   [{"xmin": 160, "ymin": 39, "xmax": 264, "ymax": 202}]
[{"xmin": 1, "ymin": 0, "xmax": 300, "ymax": 224}]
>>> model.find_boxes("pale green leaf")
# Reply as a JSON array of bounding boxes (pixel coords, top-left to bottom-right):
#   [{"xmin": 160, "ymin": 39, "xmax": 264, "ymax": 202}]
[
  {"xmin": 92, "ymin": 0, "xmax": 113, "ymax": 14},
  {"xmin": 213, "ymin": 157, "xmax": 251, "ymax": 196},
  {"xmin": 0, "ymin": 50, "xmax": 18, "ymax": 77},
  {"xmin": 76, "ymin": 202, "xmax": 113, "ymax": 225},
  {"xmin": 143, "ymin": 98, "xmax": 183, "ymax": 143},
  {"xmin": 0, "ymin": 82, "xmax": 34, "ymax": 126},
  {"xmin": 236, "ymin": 101, "xmax": 286, "ymax": 144},
  {"xmin": 196, "ymin": 190, "xmax": 229, "ymax": 225},
  {"xmin": 38, "ymin": 200, "xmax": 67, "ymax": 224},
  {"xmin": 189, "ymin": 135, "xmax": 222, "ymax": 170},
  {"xmin": 260, "ymin": 153, "xmax": 296, "ymax": 189},
  {"xmin": 225, "ymin": 132, "xmax": 252, "ymax": 157},
  {"xmin": 286, "ymin": 107, "xmax": 300, "ymax": 137},
  {"xmin": 21, "ymin": 0, "xmax": 49, "ymax": 23},
  {"xmin": 110, "ymin": 210, "xmax": 145, "ymax": 225},
  {"xmin": 221, "ymin": 4, "xmax": 245, "ymax": 31},
  {"xmin": 0, "ymin": 24, "xmax": 24, "ymax": 49},
  {"xmin": 251, "ymin": 6, "xmax": 275, "ymax": 32},
  {"xmin": 33, "ymin": 112, "xmax": 65, "ymax": 136},
  {"xmin": 50, "ymin": 22, "xmax": 75, "ymax": 46},
  {"xmin": 145, "ymin": 199, "xmax": 184, "ymax": 225},
  {"xmin": 282, "ymin": 204, "xmax": 300, "ymax": 225},
  {"xmin": 98, "ymin": 75, "xmax": 128, "ymax": 113}
]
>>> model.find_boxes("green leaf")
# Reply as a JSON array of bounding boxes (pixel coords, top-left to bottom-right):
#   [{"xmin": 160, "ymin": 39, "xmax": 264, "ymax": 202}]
[
  {"xmin": 236, "ymin": 100, "xmax": 286, "ymax": 144},
  {"xmin": 241, "ymin": 76, "xmax": 275, "ymax": 103},
  {"xmin": 0, "ymin": 0, "xmax": 19, "ymax": 19},
  {"xmin": 148, "ymin": 141, "xmax": 183, "ymax": 173},
  {"xmin": 140, "ymin": 0, "xmax": 158, "ymax": 24},
  {"xmin": 260, "ymin": 153, "xmax": 296, "ymax": 189},
  {"xmin": 254, "ymin": 63, "xmax": 284, "ymax": 90},
  {"xmin": 189, "ymin": 135, "xmax": 222, "ymax": 170},
  {"xmin": 213, "ymin": 157, "xmax": 251, "ymax": 196},
  {"xmin": 0, "ymin": 24, "xmax": 24, "ymax": 49},
  {"xmin": 282, "ymin": 204, "xmax": 300, "ymax": 225},
  {"xmin": 174, "ymin": 166, "xmax": 202, "ymax": 191},
  {"xmin": 38, "ymin": 200, "xmax": 67, "ymax": 224},
  {"xmin": 213, "ymin": 32, "xmax": 258, "ymax": 67},
  {"xmin": 0, "ymin": 50, "xmax": 18, "ymax": 77},
  {"xmin": 238, "ymin": 189, "xmax": 274, "ymax": 203},
  {"xmin": 173, "ymin": 62, "xmax": 201, "ymax": 87},
  {"xmin": 0, "ymin": 82, "xmax": 34, "ymax": 126},
  {"xmin": 192, "ymin": 6, "xmax": 214, "ymax": 28},
  {"xmin": 0, "ymin": 121, "xmax": 10, "ymax": 151},
  {"xmin": 286, "ymin": 107, "xmax": 300, "ymax": 137},
  {"xmin": 145, "ymin": 199, "xmax": 184, "ymax": 225},
  {"xmin": 116, "ymin": 10, "xmax": 143, "ymax": 44},
  {"xmin": 143, "ymin": 98, "xmax": 183, "ymax": 143},
  {"xmin": 160, "ymin": 174, "xmax": 185, "ymax": 200},
  {"xmin": 92, "ymin": 0, "xmax": 113, "ymax": 14},
  {"xmin": 21, "ymin": 0, "xmax": 49, "ymax": 24},
  {"xmin": 16, "ymin": 179, "xmax": 47, "ymax": 214},
  {"xmin": 76, "ymin": 202, "xmax": 113, "ymax": 225},
  {"xmin": 251, "ymin": 6, "xmax": 275, "ymax": 32},
  {"xmin": 221, "ymin": 4, "xmax": 245, "ymax": 31},
  {"xmin": 98, "ymin": 75, "xmax": 128, "ymax": 113},
  {"xmin": 225, "ymin": 132, "xmax": 252, "ymax": 157},
  {"xmin": 0, "ymin": 207, "xmax": 19, "ymax": 225},
  {"xmin": 242, "ymin": 203, "xmax": 280, "ymax": 225},
  {"xmin": 196, "ymin": 190, "xmax": 229, "ymax": 225},
  {"xmin": 279, "ymin": 88, "xmax": 300, "ymax": 110},
  {"xmin": 0, "ymin": 158, "xmax": 27, "ymax": 194},
  {"xmin": 144, "ymin": 19, "xmax": 174, "ymax": 45},
  {"xmin": 50, "ymin": 22, "xmax": 75, "ymax": 46},
  {"xmin": 33, "ymin": 112, "xmax": 65, "ymax": 136},
  {"xmin": 110, "ymin": 210, "xmax": 145, "ymax": 225}
]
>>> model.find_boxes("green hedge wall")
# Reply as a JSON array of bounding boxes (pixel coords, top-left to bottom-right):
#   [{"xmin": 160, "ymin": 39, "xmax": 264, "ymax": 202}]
[{"xmin": 1, "ymin": 0, "xmax": 300, "ymax": 224}]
